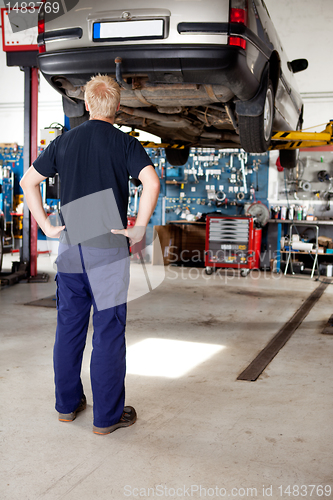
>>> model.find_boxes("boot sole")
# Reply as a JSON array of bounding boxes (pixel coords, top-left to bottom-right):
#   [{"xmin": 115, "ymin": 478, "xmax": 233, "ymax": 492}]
[
  {"xmin": 93, "ymin": 407, "xmax": 137, "ymax": 434},
  {"xmin": 93, "ymin": 420, "xmax": 136, "ymax": 435},
  {"xmin": 58, "ymin": 400, "xmax": 87, "ymax": 422}
]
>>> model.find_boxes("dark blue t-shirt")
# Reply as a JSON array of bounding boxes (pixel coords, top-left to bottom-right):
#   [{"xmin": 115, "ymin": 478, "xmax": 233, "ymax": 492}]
[{"xmin": 33, "ymin": 120, "xmax": 153, "ymax": 247}]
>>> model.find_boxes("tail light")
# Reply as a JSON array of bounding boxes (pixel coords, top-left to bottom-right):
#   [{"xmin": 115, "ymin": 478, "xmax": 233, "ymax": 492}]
[
  {"xmin": 37, "ymin": 1, "xmax": 46, "ymax": 53},
  {"xmin": 229, "ymin": 0, "xmax": 248, "ymax": 50}
]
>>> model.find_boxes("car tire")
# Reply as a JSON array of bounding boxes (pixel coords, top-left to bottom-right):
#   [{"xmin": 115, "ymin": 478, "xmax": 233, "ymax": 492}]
[
  {"xmin": 69, "ymin": 109, "xmax": 89, "ymax": 129},
  {"xmin": 0, "ymin": 229, "xmax": 3, "ymax": 272},
  {"xmin": 279, "ymin": 149, "xmax": 297, "ymax": 169},
  {"xmin": 279, "ymin": 116, "xmax": 302, "ymax": 170},
  {"xmin": 238, "ymin": 80, "xmax": 274, "ymax": 153},
  {"xmin": 165, "ymin": 147, "xmax": 190, "ymax": 166}
]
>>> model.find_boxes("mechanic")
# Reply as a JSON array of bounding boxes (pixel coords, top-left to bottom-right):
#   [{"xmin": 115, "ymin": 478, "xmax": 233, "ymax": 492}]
[{"xmin": 20, "ymin": 74, "xmax": 160, "ymax": 435}]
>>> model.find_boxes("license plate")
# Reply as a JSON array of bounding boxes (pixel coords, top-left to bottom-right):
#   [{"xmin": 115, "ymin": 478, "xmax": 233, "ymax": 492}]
[{"xmin": 93, "ymin": 19, "xmax": 164, "ymax": 41}]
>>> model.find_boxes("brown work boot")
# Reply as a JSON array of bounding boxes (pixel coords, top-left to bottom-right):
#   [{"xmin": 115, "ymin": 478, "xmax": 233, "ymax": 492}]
[
  {"xmin": 58, "ymin": 395, "xmax": 87, "ymax": 422},
  {"xmin": 93, "ymin": 406, "xmax": 137, "ymax": 435}
]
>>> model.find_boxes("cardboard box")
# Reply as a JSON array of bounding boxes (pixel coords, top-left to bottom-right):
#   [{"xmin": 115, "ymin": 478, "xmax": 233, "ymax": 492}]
[
  {"xmin": 152, "ymin": 222, "xmax": 206, "ymax": 265},
  {"xmin": 318, "ymin": 236, "xmax": 332, "ymax": 248},
  {"xmin": 179, "ymin": 223, "xmax": 206, "ymax": 263},
  {"xmin": 152, "ymin": 225, "xmax": 181, "ymax": 265}
]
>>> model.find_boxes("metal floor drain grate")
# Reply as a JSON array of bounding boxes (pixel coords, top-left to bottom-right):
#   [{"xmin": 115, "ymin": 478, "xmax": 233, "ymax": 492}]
[{"xmin": 25, "ymin": 295, "xmax": 56, "ymax": 308}]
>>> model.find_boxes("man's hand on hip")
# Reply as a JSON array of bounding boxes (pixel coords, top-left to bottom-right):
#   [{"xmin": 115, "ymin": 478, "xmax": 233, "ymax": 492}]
[
  {"xmin": 44, "ymin": 218, "xmax": 66, "ymax": 239},
  {"xmin": 111, "ymin": 226, "xmax": 146, "ymax": 245}
]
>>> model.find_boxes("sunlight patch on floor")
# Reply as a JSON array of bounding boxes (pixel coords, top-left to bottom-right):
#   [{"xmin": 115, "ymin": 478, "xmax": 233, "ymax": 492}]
[{"xmin": 126, "ymin": 338, "xmax": 225, "ymax": 378}]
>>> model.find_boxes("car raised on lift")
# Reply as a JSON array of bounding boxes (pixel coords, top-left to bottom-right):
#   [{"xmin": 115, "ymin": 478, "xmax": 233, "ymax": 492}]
[{"xmin": 36, "ymin": 0, "xmax": 308, "ymax": 166}]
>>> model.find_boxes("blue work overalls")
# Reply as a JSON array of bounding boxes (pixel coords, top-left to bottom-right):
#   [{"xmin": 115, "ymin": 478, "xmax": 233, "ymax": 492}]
[{"xmin": 54, "ymin": 242, "xmax": 130, "ymax": 428}]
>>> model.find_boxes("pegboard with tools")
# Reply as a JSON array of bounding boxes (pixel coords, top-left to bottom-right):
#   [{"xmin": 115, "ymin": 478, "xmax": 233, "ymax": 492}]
[
  {"xmin": 0, "ymin": 144, "xmax": 24, "ymax": 248},
  {"xmin": 270, "ymin": 149, "xmax": 333, "ymax": 219},
  {"xmin": 128, "ymin": 147, "xmax": 269, "ymax": 227},
  {"xmin": 0, "ymin": 144, "xmax": 24, "ymax": 219}
]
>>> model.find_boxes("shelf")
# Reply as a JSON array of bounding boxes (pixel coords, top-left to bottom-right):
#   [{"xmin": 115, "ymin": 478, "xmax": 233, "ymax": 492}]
[
  {"xmin": 269, "ymin": 219, "xmax": 333, "ymax": 226},
  {"xmin": 281, "ymin": 250, "xmax": 331, "ymax": 255},
  {"xmin": 281, "ymin": 250, "xmax": 316, "ymax": 254}
]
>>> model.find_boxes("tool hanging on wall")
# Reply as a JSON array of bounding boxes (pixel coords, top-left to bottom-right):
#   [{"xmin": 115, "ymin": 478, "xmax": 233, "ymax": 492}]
[
  {"xmin": 317, "ymin": 170, "xmax": 330, "ymax": 183},
  {"xmin": 246, "ymin": 201, "xmax": 270, "ymax": 228},
  {"xmin": 238, "ymin": 152, "xmax": 248, "ymax": 195},
  {"xmin": 253, "ymin": 159, "xmax": 261, "ymax": 191},
  {"xmin": 299, "ymin": 180, "xmax": 312, "ymax": 192}
]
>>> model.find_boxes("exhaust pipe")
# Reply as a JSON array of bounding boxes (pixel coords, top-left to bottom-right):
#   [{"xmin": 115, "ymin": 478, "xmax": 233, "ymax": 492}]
[{"xmin": 115, "ymin": 58, "xmax": 132, "ymax": 90}]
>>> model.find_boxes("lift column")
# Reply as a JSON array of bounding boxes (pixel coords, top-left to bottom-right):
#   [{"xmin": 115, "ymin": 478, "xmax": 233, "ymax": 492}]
[
  {"xmin": 2, "ymin": 4, "xmax": 40, "ymax": 278},
  {"xmin": 22, "ymin": 66, "xmax": 39, "ymax": 277}
]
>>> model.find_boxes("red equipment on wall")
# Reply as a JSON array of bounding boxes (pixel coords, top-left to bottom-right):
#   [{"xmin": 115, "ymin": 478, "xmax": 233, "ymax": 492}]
[{"xmin": 205, "ymin": 216, "xmax": 261, "ymax": 275}]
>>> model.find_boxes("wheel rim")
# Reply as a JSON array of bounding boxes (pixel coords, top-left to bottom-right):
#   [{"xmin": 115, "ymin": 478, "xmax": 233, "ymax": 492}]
[{"xmin": 263, "ymin": 87, "xmax": 273, "ymax": 142}]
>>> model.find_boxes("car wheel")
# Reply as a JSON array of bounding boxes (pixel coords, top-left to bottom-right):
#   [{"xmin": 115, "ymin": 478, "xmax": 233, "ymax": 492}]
[
  {"xmin": 0, "ymin": 229, "xmax": 3, "ymax": 272},
  {"xmin": 279, "ymin": 149, "xmax": 297, "ymax": 169},
  {"xmin": 238, "ymin": 80, "xmax": 274, "ymax": 153},
  {"xmin": 165, "ymin": 147, "xmax": 190, "ymax": 166},
  {"xmin": 69, "ymin": 109, "xmax": 89, "ymax": 129}
]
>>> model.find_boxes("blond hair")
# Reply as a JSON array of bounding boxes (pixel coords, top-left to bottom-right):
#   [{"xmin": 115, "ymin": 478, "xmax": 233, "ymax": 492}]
[{"xmin": 85, "ymin": 74, "xmax": 121, "ymax": 119}]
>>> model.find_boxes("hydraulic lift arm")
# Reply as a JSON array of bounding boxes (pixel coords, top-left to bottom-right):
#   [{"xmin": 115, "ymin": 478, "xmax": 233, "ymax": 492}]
[
  {"xmin": 269, "ymin": 121, "xmax": 333, "ymax": 150},
  {"xmin": 139, "ymin": 122, "xmax": 333, "ymax": 152}
]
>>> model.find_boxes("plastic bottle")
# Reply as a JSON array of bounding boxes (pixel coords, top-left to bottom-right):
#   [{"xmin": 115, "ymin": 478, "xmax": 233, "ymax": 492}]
[
  {"xmin": 302, "ymin": 206, "xmax": 307, "ymax": 220},
  {"xmin": 288, "ymin": 205, "xmax": 294, "ymax": 220},
  {"xmin": 281, "ymin": 206, "xmax": 287, "ymax": 220},
  {"xmin": 307, "ymin": 205, "xmax": 314, "ymax": 221}
]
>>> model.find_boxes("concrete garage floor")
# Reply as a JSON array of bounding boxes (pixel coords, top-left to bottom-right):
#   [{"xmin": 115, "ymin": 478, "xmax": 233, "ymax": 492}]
[{"xmin": 0, "ymin": 255, "xmax": 332, "ymax": 500}]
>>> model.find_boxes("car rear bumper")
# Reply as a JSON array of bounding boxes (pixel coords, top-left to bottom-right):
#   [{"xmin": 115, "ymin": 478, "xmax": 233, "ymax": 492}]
[{"xmin": 38, "ymin": 44, "xmax": 263, "ymax": 101}]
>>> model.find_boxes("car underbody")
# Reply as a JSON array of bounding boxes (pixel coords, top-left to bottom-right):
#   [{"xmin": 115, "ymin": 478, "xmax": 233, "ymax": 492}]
[
  {"xmin": 115, "ymin": 81, "xmax": 240, "ymax": 147},
  {"xmin": 57, "ymin": 76, "xmax": 242, "ymax": 148}
]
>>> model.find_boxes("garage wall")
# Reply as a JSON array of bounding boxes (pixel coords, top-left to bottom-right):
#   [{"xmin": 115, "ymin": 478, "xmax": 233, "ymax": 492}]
[
  {"xmin": 0, "ymin": 0, "xmax": 332, "ymax": 144},
  {"xmin": 0, "ymin": 48, "xmax": 64, "ymax": 144},
  {"xmin": 265, "ymin": 0, "xmax": 333, "ymax": 131}
]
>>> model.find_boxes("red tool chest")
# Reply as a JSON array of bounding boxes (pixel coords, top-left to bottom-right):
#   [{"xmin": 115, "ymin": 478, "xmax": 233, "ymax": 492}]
[{"xmin": 205, "ymin": 216, "xmax": 261, "ymax": 275}]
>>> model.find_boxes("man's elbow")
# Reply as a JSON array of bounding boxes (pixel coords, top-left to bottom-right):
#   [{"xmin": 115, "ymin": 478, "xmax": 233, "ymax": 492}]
[
  {"xmin": 19, "ymin": 178, "xmax": 26, "ymax": 192},
  {"xmin": 143, "ymin": 177, "xmax": 160, "ymax": 195},
  {"xmin": 19, "ymin": 177, "xmax": 30, "ymax": 194},
  {"xmin": 153, "ymin": 177, "xmax": 161, "ymax": 194}
]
